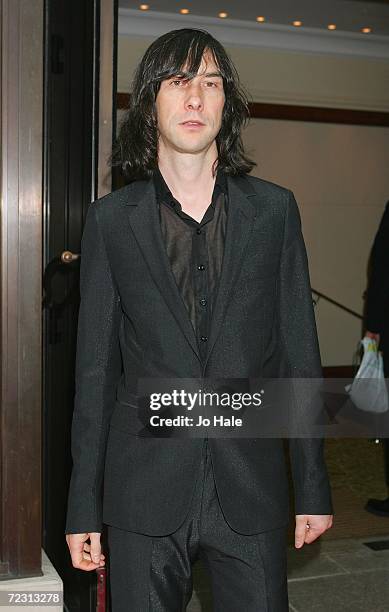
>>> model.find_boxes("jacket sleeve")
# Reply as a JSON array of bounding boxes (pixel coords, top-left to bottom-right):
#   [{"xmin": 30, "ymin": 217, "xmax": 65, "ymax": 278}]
[
  {"xmin": 279, "ymin": 190, "xmax": 333, "ymax": 515},
  {"xmin": 365, "ymin": 201, "xmax": 389, "ymax": 335},
  {"xmin": 65, "ymin": 202, "xmax": 123, "ymax": 534}
]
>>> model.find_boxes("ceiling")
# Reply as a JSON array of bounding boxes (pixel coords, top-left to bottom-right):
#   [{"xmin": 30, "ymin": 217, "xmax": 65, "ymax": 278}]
[{"xmin": 118, "ymin": 0, "xmax": 389, "ymax": 36}]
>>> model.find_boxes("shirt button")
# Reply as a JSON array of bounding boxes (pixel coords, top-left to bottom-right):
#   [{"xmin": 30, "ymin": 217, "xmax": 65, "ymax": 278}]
[
  {"xmin": 198, "ymin": 264, "xmax": 205, "ymax": 271},
  {"xmin": 196, "ymin": 228, "xmax": 202, "ymax": 235},
  {"xmin": 200, "ymin": 335, "xmax": 208, "ymax": 342},
  {"xmin": 199, "ymin": 298, "xmax": 207, "ymax": 306}
]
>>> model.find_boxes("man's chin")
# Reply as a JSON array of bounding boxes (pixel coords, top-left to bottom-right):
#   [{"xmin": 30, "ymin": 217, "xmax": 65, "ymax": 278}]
[{"xmin": 172, "ymin": 138, "xmax": 215, "ymax": 155}]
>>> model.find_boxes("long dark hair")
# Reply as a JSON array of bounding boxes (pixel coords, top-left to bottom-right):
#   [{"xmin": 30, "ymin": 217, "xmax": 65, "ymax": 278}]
[{"xmin": 109, "ymin": 28, "xmax": 256, "ymax": 182}]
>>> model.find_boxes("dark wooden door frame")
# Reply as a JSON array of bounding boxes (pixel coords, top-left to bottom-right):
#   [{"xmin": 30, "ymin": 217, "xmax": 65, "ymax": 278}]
[
  {"xmin": 0, "ymin": 0, "xmax": 44, "ymax": 579},
  {"xmin": 0, "ymin": 0, "xmax": 117, "ymax": 588}
]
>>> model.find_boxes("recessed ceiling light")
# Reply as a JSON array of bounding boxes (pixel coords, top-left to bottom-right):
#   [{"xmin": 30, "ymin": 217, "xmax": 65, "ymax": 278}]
[
  {"xmin": 256, "ymin": 16, "xmax": 265, "ymax": 23},
  {"xmin": 218, "ymin": 11, "xmax": 228, "ymax": 18},
  {"xmin": 361, "ymin": 27, "xmax": 372, "ymax": 33},
  {"xmin": 180, "ymin": 8, "xmax": 190, "ymax": 14},
  {"xmin": 292, "ymin": 20, "xmax": 303, "ymax": 27},
  {"xmin": 139, "ymin": 4, "xmax": 149, "ymax": 10},
  {"xmin": 328, "ymin": 24, "xmax": 336, "ymax": 30}
]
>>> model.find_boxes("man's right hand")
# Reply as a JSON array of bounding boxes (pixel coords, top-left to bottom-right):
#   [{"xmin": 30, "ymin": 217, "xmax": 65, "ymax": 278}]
[
  {"xmin": 66, "ymin": 532, "xmax": 105, "ymax": 571},
  {"xmin": 365, "ymin": 330, "xmax": 380, "ymax": 344}
]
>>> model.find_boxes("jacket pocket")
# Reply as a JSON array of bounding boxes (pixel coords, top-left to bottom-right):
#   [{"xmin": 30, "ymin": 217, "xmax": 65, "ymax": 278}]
[{"xmin": 109, "ymin": 399, "xmax": 148, "ymax": 437}]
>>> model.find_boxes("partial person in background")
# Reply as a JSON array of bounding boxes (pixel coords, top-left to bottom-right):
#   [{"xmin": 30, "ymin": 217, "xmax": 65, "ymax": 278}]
[{"xmin": 364, "ymin": 201, "xmax": 389, "ymax": 516}]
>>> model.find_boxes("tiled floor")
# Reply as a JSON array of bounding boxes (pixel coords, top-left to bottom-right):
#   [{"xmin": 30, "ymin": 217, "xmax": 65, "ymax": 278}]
[
  {"xmin": 186, "ymin": 534, "xmax": 389, "ymax": 611},
  {"xmin": 287, "ymin": 534, "xmax": 389, "ymax": 612}
]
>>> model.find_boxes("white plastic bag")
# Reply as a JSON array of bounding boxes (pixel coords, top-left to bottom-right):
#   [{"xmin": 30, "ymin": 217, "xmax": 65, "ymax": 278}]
[{"xmin": 345, "ymin": 337, "xmax": 388, "ymax": 413}]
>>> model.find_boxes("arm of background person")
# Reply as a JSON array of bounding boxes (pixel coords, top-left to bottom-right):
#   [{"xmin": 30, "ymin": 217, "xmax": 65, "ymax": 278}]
[{"xmin": 365, "ymin": 201, "xmax": 389, "ymax": 341}]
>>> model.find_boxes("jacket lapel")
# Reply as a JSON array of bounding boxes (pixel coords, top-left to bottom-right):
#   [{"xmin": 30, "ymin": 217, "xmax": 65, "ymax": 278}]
[
  {"xmin": 120, "ymin": 173, "xmax": 258, "ymax": 369},
  {"xmin": 202, "ymin": 174, "xmax": 258, "ymax": 371},
  {"xmin": 121, "ymin": 178, "xmax": 201, "ymax": 362}
]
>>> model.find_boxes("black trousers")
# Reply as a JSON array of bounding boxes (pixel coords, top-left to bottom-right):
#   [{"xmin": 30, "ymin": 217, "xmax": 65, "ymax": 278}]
[
  {"xmin": 384, "ymin": 355, "xmax": 389, "ymax": 488},
  {"xmin": 106, "ymin": 439, "xmax": 289, "ymax": 611}
]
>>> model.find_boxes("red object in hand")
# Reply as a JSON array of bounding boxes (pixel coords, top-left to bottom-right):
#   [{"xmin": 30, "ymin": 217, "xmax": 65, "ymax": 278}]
[{"xmin": 96, "ymin": 567, "xmax": 106, "ymax": 612}]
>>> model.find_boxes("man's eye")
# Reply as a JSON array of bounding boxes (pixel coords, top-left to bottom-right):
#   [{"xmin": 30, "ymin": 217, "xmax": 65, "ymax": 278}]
[
  {"xmin": 171, "ymin": 79, "xmax": 185, "ymax": 86},
  {"xmin": 205, "ymin": 81, "xmax": 218, "ymax": 87}
]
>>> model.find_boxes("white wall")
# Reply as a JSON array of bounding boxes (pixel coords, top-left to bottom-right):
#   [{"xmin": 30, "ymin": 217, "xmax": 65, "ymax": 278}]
[{"xmin": 243, "ymin": 119, "xmax": 389, "ymax": 365}]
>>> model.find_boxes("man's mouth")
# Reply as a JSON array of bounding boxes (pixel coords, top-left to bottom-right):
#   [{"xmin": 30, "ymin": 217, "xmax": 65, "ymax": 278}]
[{"xmin": 181, "ymin": 121, "xmax": 205, "ymax": 126}]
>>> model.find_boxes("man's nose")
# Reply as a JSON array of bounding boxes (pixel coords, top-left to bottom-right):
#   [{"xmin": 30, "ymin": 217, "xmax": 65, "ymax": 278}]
[{"xmin": 184, "ymin": 83, "xmax": 203, "ymax": 110}]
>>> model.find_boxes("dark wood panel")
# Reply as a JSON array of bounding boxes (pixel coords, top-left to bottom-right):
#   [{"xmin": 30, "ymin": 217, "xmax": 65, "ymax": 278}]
[
  {"xmin": 323, "ymin": 366, "xmax": 356, "ymax": 377},
  {"xmin": 248, "ymin": 102, "xmax": 389, "ymax": 126}
]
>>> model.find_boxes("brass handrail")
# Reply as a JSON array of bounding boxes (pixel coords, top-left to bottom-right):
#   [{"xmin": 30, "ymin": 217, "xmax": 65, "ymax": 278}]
[{"xmin": 311, "ymin": 288, "xmax": 363, "ymax": 320}]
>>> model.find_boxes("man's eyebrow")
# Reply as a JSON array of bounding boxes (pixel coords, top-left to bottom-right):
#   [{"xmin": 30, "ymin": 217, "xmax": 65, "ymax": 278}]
[
  {"xmin": 171, "ymin": 71, "xmax": 222, "ymax": 79},
  {"xmin": 200, "ymin": 72, "xmax": 223, "ymax": 78}
]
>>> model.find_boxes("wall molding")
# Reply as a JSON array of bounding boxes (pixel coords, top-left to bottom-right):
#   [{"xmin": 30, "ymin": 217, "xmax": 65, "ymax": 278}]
[
  {"xmin": 245, "ymin": 89, "xmax": 389, "ymax": 114},
  {"xmin": 119, "ymin": 8, "xmax": 389, "ymax": 61}
]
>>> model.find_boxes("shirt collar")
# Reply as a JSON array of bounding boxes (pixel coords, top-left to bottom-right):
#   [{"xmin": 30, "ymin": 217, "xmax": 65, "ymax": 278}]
[{"xmin": 153, "ymin": 166, "xmax": 228, "ymax": 210}]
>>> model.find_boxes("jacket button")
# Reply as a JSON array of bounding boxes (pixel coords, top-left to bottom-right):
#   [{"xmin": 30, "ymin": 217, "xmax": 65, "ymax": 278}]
[
  {"xmin": 200, "ymin": 335, "xmax": 208, "ymax": 342},
  {"xmin": 199, "ymin": 298, "xmax": 207, "ymax": 306}
]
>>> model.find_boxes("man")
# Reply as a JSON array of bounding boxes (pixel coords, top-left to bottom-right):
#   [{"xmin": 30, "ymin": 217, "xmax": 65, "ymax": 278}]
[
  {"xmin": 364, "ymin": 201, "xmax": 389, "ymax": 516},
  {"xmin": 65, "ymin": 28, "xmax": 333, "ymax": 611}
]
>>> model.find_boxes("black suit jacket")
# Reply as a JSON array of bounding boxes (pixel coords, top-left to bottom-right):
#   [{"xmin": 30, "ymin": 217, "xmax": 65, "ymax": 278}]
[
  {"xmin": 365, "ymin": 201, "xmax": 389, "ymax": 366},
  {"xmin": 64, "ymin": 173, "xmax": 333, "ymax": 536}
]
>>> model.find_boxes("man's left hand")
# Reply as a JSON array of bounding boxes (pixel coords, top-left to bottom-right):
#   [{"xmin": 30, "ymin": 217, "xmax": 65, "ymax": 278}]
[{"xmin": 294, "ymin": 514, "xmax": 333, "ymax": 548}]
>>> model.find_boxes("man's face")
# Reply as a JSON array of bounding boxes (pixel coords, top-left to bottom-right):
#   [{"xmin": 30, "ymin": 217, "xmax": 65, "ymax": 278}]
[{"xmin": 155, "ymin": 50, "xmax": 225, "ymax": 156}]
